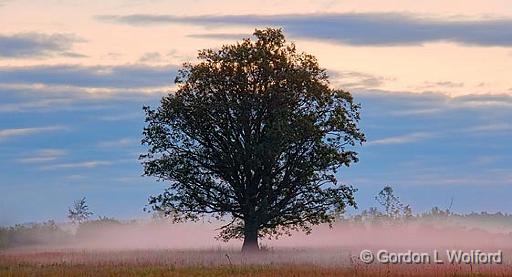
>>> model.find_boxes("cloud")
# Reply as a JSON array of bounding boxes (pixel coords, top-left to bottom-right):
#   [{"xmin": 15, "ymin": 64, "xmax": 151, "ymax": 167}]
[
  {"xmin": 356, "ymin": 90, "xmax": 512, "ymax": 117},
  {"xmin": 422, "ymin": 81, "xmax": 464, "ymax": 89},
  {"xmin": 367, "ymin": 132, "xmax": 434, "ymax": 145},
  {"xmin": 365, "ymin": 121, "xmax": 511, "ymax": 147},
  {"xmin": 454, "ymin": 94, "xmax": 512, "ymax": 108},
  {"xmin": 98, "ymin": 13, "xmax": 512, "ymax": 46},
  {"xmin": 97, "ymin": 112, "xmax": 143, "ymax": 121},
  {"xmin": 42, "ymin": 160, "xmax": 113, "ymax": 170},
  {"xmin": 0, "ymin": 98, "xmax": 75, "ymax": 113},
  {"xmin": 0, "ymin": 32, "xmax": 84, "ymax": 58},
  {"xmin": 0, "ymin": 126, "xmax": 66, "ymax": 140},
  {"xmin": 61, "ymin": 52, "xmax": 88, "ymax": 58},
  {"xmin": 0, "ymin": 82, "xmax": 168, "ymax": 115},
  {"xmin": 187, "ymin": 33, "xmax": 249, "ymax": 40},
  {"xmin": 354, "ymin": 90, "xmax": 512, "ymax": 156},
  {"xmin": 464, "ymin": 123, "xmax": 512, "ymax": 133},
  {"xmin": 473, "ymin": 155, "xmax": 502, "ymax": 166},
  {"xmin": 65, "ymin": 174, "xmax": 86, "ymax": 180},
  {"xmin": 97, "ymin": 137, "xmax": 138, "ymax": 148},
  {"xmin": 18, "ymin": 149, "xmax": 67, "ymax": 163},
  {"xmin": 329, "ymin": 71, "xmax": 388, "ymax": 89},
  {"xmin": 0, "ymin": 64, "xmax": 177, "ymax": 88},
  {"xmin": 138, "ymin": 52, "xmax": 163, "ymax": 63}
]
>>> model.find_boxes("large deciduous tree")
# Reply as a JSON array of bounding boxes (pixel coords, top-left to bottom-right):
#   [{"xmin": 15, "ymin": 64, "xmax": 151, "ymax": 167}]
[{"xmin": 141, "ymin": 28, "xmax": 365, "ymax": 252}]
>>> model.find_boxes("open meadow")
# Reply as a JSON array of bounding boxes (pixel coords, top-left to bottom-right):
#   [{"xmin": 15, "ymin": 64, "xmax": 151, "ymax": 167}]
[{"xmin": 2, "ymin": 248, "xmax": 512, "ymax": 276}]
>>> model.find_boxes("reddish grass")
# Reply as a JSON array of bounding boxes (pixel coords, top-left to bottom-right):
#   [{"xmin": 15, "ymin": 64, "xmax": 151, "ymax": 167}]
[{"xmin": 1, "ymin": 249, "xmax": 512, "ymax": 276}]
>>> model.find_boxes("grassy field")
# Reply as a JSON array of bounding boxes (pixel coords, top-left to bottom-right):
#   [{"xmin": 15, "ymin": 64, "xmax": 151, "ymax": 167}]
[
  {"xmin": 1, "ymin": 264, "xmax": 353, "ymax": 277},
  {"xmin": 3, "ymin": 264, "xmax": 512, "ymax": 277},
  {"xmin": 1, "ymin": 249, "xmax": 512, "ymax": 276}
]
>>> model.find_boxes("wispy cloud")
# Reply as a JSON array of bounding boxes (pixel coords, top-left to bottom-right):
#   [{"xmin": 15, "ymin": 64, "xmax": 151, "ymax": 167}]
[
  {"xmin": 138, "ymin": 52, "xmax": 163, "ymax": 63},
  {"xmin": 0, "ymin": 126, "xmax": 66, "ymax": 140},
  {"xmin": 97, "ymin": 137, "xmax": 138, "ymax": 148},
  {"xmin": 473, "ymin": 155, "xmax": 502, "ymax": 166},
  {"xmin": 367, "ymin": 132, "xmax": 434, "ymax": 145},
  {"xmin": 187, "ymin": 33, "xmax": 248, "ymax": 40},
  {"xmin": 330, "ymin": 71, "xmax": 388, "ymax": 89},
  {"xmin": 464, "ymin": 123, "xmax": 512, "ymax": 133},
  {"xmin": 0, "ymin": 32, "xmax": 84, "ymax": 58},
  {"xmin": 0, "ymin": 64, "xmax": 177, "ymax": 88},
  {"xmin": 42, "ymin": 160, "xmax": 113, "ymax": 170},
  {"xmin": 358, "ymin": 90, "xmax": 512, "ymax": 117},
  {"xmin": 97, "ymin": 112, "xmax": 142, "ymax": 121},
  {"xmin": 0, "ymin": 83, "xmax": 167, "ymax": 115},
  {"xmin": 0, "ymin": 98, "xmax": 74, "ymax": 113},
  {"xmin": 98, "ymin": 13, "xmax": 512, "ymax": 46},
  {"xmin": 17, "ymin": 149, "xmax": 67, "ymax": 163}
]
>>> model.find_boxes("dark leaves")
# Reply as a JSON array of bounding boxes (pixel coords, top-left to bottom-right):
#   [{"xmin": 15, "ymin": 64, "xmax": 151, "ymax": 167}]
[{"xmin": 140, "ymin": 28, "xmax": 365, "ymax": 240}]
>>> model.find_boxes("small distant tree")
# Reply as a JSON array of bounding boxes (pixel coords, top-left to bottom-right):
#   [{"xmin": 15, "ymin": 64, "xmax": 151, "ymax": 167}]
[
  {"xmin": 68, "ymin": 197, "xmax": 93, "ymax": 224},
  {"xmin": 403, "ymin": 204, "xmax": 413, "ymax": 219},
  {"xmin": 375, "ymin": 186, "xmax": 409, "ymax": 219},
  {"xmin": 424, "ymin": 206, "xmax": 451, "ymax": 218},
  {"xmin": 358, "ymin": 207, "xmax": 385, "ymax": 223}
]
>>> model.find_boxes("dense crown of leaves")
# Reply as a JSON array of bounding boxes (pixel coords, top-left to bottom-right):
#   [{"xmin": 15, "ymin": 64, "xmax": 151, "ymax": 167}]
[{"xmin": 141, "ymin": 28, "xmax": 365, "ymax": 240}]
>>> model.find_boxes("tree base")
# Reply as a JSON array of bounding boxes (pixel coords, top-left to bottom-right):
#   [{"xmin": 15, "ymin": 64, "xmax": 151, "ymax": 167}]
[{"xmin": 241, "ymin": 235, "xmax": 259, "ymax": 253}]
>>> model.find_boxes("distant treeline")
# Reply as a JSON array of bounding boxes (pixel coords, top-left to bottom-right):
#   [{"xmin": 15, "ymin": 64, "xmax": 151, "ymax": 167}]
[
  {"xmin": 345, "ymin": 186, "xmax": 512, "ymax": 231},
  {"xmin": 2, "ymin": 210, "xmax": 512, "ymax": 250},
  {"xmin": 2, "ymin": 188, "xmax": 512, "ymax": 249},
  {"xmin": 0, "ymin": 220, "xmax": 70, "ymax": 249},
  {"xmin": 0, "ymin": 217, "xmax": 125, "ymax": 249},
  {"xmin": 348, "ymin": 207, "xmax": 512, "ymax": 228}
]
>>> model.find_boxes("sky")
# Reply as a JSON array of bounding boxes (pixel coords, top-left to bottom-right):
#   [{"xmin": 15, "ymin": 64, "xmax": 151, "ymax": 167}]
[{"xmin": 0, "ymin": 0, "xmax": 511, "ymax": 225}]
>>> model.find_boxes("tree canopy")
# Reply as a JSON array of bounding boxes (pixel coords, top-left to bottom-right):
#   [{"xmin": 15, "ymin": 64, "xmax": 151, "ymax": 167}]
[{"xmin": 140, "ymin": 28, "xmax": 365, "ymax": 251}]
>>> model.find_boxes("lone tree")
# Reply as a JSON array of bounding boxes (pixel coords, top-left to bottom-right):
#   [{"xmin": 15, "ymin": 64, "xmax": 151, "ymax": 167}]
[
  {"xmin": 68, "ymin": 197, "xmax": 93, "ymax": 224},
  {"xmin": 375, "ymin": 186, "xmax": 411, "ymax": 219},
  {"xmin": 141, "ymin": 28, "xmax": 365, "ymax": 252}
]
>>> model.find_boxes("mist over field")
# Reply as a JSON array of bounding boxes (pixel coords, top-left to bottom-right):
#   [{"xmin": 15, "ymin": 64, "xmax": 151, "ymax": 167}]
[
  {"xmin": 4, "ymin": 219, "xmax": 511, "ymax": 253},
  {"xmin": 3, "ymin": 188, "xmax": 512, "ymax": 269},
  {"xmin": 2, "ymin": 218, "xmax": 511, "ymax": 277}
]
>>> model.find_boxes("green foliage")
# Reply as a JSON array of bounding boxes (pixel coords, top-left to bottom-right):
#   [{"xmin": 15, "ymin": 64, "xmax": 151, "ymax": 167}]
[{"xmin": 141, "ymin": 28, "xmax": 365, "ymax": 247}]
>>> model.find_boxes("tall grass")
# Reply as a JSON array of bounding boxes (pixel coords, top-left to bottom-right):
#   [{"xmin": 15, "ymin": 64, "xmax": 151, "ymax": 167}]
[{"xmin": 1, "ymin": 249, "xmax": 511, "ymax": 276}]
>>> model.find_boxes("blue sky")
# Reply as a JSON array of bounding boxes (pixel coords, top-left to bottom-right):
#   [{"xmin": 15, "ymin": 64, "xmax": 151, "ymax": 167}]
[{"xmin": 1, "ymin": 0, "xmax": 511, "ymax": 225}]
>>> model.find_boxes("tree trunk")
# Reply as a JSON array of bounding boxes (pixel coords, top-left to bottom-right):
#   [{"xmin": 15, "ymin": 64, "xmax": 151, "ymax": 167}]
[{"xmin": 241, "ymin": 222, "xmax": 259, "ymax": 253}]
